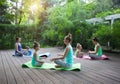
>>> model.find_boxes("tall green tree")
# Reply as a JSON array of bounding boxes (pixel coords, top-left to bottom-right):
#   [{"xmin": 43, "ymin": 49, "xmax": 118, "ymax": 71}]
[
  {"xmin": 112, "ymin": 0, "xmax": 120, "ymax": 8},
  {"xmin": 84, "ymin": 0, "xmax": 113, "ymax": 17},
  {"xmin": 0, "ymin": 0, "xmax": 13, "ymax": 24}
]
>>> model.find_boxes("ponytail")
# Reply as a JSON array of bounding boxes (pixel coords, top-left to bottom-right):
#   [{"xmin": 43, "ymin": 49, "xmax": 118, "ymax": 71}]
[
  {"xmin": 93, "ymin": 37, "xmax": 98, "ymax": 42},
  {"xmin": 33, "ymin": 41, "xmax": 40, "ymax": 49},
  {"xmin": 65, "ymin": 33, "xmax": 72, "ymax": 42}
]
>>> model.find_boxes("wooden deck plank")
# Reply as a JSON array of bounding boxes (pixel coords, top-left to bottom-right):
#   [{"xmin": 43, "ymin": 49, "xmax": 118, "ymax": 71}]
[
  {"xmin": 20, "ymin": 56, "xmax": 54, "ymax": 84},
  {"xmin": 22, "ymin": 57, "xmax": 73, "ymax": 84},
  {"xmin": 7, "ymin": 50, "xmax": 36, "ymax": 84},
  {"xmin": 65, "ymin": 71, "xmax": 102, "ymax": 84},
  {"xmin": 0, "ymin": 51, "xmax": 7, "ymax": 84},
  {"xmin": 45, "ymin": 70, "xmax": 76, "ymax": 84},
  {"xmin": 2, "ymin": 50, "xmax": 26, "ymax": 84},
  {"xmin": 79, "ymin": 69, "xmax": 117, "ymax": 84},
  {"xmin": 12, "ymin": 54, "xmax": 51, "ymax": 84},
  {"xmin": 39, "ymin": 70, "xmax": 63, "ymax": 84},
  {"xmin": 85, "ymin": 61, "xmax": 120, "ymax": 82},
  {"xmin": 0, "ymin": 48, "xmax": 120, "ymax": 84},
  {"xmin": 53, "ymin": 70, "xmax": 92, "ymax": 84},
  {"xmin": 79, "ymin": 59, "xmax": 120, "ymax": 84},
  {"xmin": 20, "ymin": 48, "xmax": 76, "ymax": 84},
  {"xmin": 2, "ymin": 51, "xmax": 16, "ymax": 84}
]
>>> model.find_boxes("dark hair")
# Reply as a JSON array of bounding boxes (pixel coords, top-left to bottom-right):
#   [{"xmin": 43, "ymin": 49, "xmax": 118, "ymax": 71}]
[
  {"xmin": 33, "ymin": 41, "xmax": 40, "ymax": 49},
  {"xmin": 65, "ymin": 33, "xmax": 72, "ymax": 42},
  {"xmin": 93, "ymin": 37, "xmax": 98, "ymax": 42},
  {"xmin": 16, "ymin": 37, "xmax": 20, "ymax": 42}
]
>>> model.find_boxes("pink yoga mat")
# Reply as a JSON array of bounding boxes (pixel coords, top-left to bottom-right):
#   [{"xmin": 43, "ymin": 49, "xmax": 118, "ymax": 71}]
[{"xmin": 74, "ymin": 54, "xmax": 109, "ymax": 60}]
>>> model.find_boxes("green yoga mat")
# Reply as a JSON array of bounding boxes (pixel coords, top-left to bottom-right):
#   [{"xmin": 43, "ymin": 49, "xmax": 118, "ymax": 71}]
[{"xmin": 22, "ymin": 61, "xmax": 81, "ymax": 71}]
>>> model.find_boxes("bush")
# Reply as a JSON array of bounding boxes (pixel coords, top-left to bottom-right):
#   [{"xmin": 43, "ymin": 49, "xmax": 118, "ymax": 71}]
[
  {"xmin": 0, "ymin": 24, "xmax": 40, "ymax": 49},
  {"xmin": 93, "ymin": 21, "xmax": 120, "ymax": 50},
  {"xmin": 112, "ymin": 20, "xmax": 120, "ymax": 49}
]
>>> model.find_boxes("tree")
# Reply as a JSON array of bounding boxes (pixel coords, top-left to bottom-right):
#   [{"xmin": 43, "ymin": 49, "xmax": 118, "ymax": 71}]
[
  {"xmin": 85, "ymin": 0, "xmax": 113, "ymax": 17},
  {"xmin": 112, "ymin": 0, "xmax": 120, "ymax": 8},
  {"xmin": 0, "ymin": 0, "xmax": 12, "ymax": 24}
]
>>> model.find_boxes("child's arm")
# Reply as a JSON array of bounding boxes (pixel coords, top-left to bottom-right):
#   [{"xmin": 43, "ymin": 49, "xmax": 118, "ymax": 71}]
[
  {"xmin": 78, "ymin": 50, "xmax": 81, "ymax": 55},
  {"xmin": 76, "ymin": 50, "xmax": 81, "ymax": 57},
  {"xmin": 34, "ymin": 52, "xmax": 44, "ymax": 63}
]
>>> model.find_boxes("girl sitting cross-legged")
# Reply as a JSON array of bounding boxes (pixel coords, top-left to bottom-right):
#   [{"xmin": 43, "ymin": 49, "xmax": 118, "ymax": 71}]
[{"xmin": 31, "ymin": 41, "xmax": 47, "ymax": 66}]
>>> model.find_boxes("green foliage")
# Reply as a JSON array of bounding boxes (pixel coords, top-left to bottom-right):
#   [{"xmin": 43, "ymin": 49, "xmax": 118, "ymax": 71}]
[
  {"xmin": 42, "ymin": 29, "xmax": 58, "ymax": 45},
  {"xmin": 82, "ymin": 0, "xmax": 113, "ymax": 18},
  {"xmin": 112, "ymin": 21, "xmax": 120, "ymax": 49},
  {"xmin": 0, "ymin": 0, "xmax": 12, "ymax": 24},
  {"xmin": 94, "ymin": 21, "xmax": 120, "ymax": 49},
  {"xmin": 93, "ymin": 25, "xmax": 112, "ymax": 45},
  {"xmin": 40, "ymin": 0, "xmax": 120, "ymax": 49},
  {"xmin": 0, "ymin": 24, "xmax": 41, "ymax": 49},
  {"xmin": 96, "ymin": 8, "xmax": 120, "ymax": 17},
  {"xmin": 0, "ymin": 0, "xmax": 120, "ymax": 50}
]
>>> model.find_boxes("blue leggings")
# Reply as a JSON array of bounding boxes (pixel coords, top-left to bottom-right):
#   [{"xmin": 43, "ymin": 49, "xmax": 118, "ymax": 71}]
[{"xmin": 54, "ymin": 60, "xmax": 72, "ymax": 68}]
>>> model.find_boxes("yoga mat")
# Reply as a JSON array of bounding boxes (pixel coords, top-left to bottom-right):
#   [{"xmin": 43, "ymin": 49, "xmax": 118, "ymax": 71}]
[
  {"xmin": 74, "ymin": 54, "xmax": 109, "ymax": 60},
  {"xmin": 22, "ymin": 61, "xmax": 81, "ymax": 71},
  {"xmin": 39, "ymin": 52, "xmax": 51, "ymax": 58},
  {"xmin": 50, "ymin": 63, "xmax": 81, "ymax": 71}
]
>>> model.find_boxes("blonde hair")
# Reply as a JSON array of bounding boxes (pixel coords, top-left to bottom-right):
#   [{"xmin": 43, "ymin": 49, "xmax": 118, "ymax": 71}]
[{"xmin": 76, "ymin": 43, "xmax": 82, "ymax": 50}]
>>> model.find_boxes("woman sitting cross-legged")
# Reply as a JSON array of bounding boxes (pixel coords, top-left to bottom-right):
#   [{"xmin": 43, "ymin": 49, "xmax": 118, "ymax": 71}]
[
  {"xmin": 14, "ymin": 37, "xmax": 32, "ymax": 56},
  {"xmin": 51, "ymin": 33, "xmax": 73, "ymax": 69},
  {"xmin": 88, "ymin": 37, "xmax": 102, "ymax": 59}
]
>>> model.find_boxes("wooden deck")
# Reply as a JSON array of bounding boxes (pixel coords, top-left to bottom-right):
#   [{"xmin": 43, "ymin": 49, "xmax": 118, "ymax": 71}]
[{"xmin": 0, "ymin": 47, "xmax": 120, "ymax": 84}]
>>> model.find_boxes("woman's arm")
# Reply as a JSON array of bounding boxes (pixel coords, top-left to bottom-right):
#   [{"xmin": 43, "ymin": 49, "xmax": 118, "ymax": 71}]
[
  {"xmin": 15, "ymin": 43, "xmax": 21, "ymax": 53},
  {"xmin": 51, "ymin": 47, "xmax": 69, "ymax": 61},
  {"xmin": 89, "ymin": 45, "xmax": 99, "ymax": 54},
  {"xmin": 62, "ymin": 47, "xmax": 69, "ymax": 58},
  {"xmin": 15, "ymin": 43, "xmax": 18, "ymax": 51}
]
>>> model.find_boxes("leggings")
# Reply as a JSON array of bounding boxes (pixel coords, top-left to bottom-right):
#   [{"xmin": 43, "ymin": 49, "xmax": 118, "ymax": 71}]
[
  {"xmin": 35, "ymin": 62, "xmax": 43, "ymax": 67},
  {"xmin": 15, "ymin": 50, "xmax": 29, "ymax": 56},
  {"xmin": 89, "ymin": 53, "xmax": 101, "ymax": 59},
  {"xmin": 54, "ymin": 60, "xmax": 72, "ymax": 68},
  {"xmin": 15, "ymin": 51, "xmax": 23, "ymax": 56}
]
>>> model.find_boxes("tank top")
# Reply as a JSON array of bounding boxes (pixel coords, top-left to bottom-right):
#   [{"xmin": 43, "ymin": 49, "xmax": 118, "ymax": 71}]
[
  {"xmin": 31, "ymin": 56, "xmax": 36, "ymax": 66},
  {"xmin": 31, "ymin": 51, "xmax": 39, "ymax": 66},
  {"xmin": 65, "ymin": 44, "xmax": 73, "ymax": 66},
  {"xmin": 94, "ymin": 43, "xmax": 102, "ymax": 56},
  {"xmin": 75, "ymin": 49, "xmax": 81, "ymax": 57},
  {"xmin": 15, "ymin": 42, "xmax": 22, "ymax": 53}
]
